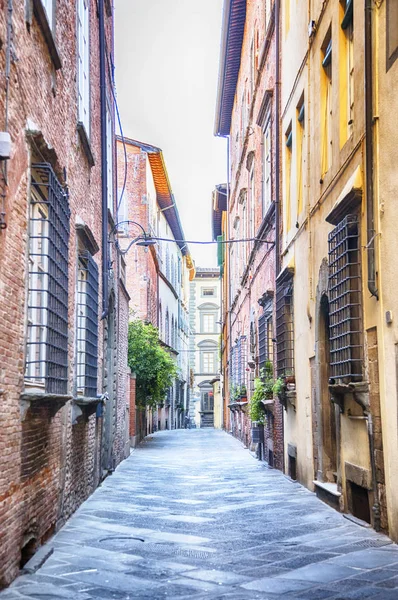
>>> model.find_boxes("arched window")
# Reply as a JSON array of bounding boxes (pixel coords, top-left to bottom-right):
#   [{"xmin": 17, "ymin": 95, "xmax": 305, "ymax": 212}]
[{"xmin": 165, "ymin": 309, "xmax": 170, "ymax": 345}]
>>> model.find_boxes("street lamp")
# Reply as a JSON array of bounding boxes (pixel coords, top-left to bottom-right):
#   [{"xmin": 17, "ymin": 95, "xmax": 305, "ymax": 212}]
[{"xmin": 108, "ymin": 220, "xmax": 156, "ymax": 272}]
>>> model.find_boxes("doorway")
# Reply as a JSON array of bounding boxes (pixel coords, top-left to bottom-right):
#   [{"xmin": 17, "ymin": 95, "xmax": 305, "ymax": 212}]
[{"xmin": 319, "ymin": 294, "xmax": 337, "ymax": 483}]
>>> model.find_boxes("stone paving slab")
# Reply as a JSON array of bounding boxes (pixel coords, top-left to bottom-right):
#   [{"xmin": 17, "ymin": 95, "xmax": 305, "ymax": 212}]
[{"xmin": 2, "ymin": 429, "xmax": 398, "ymax": 599}]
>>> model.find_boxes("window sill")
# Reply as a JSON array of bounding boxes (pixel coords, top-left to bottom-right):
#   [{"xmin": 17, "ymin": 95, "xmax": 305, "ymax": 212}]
[
  {"xmin": 77, "ymin": 122, "xmax": 95, "ymax": 167},
  {"xmin": 21, "ymin": 389, "xmax": 72, "ymax": 403},
  {"xmin": 74, "ymin": 396, "xmax": 102, "ymax": 407},
  {"xmin": 33, "ymin": 0, "xmax": 62, "ymax": 70}
]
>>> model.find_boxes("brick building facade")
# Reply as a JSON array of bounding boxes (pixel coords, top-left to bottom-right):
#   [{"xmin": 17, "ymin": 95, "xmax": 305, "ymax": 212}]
[
  {"xmin": 214, "ymin": 0, "xmax": 283, "ymax": 469},
  {"xmin": 0, "ymin": 0, "xmax": 129, "ymax": 587}
]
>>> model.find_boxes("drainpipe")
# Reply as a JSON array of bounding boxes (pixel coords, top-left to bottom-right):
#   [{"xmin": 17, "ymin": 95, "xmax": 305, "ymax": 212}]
[
  {"xmin": 99, "ymin": 0, "xmax": 109, "ymax": 319},
  {"xmin": 274, "ymin": 0, "xmax": 281, "ymax": 279},
  {"xmin": 274, "ymin": 0, "xmax": 284, "ymax": 471},
  {"xmin": 365, "ymin": 413, "xmax": 381, "ymax": 531},
  {"xmin": 364, "ymin": 0, "xmax": 378, "ymax": 299}
]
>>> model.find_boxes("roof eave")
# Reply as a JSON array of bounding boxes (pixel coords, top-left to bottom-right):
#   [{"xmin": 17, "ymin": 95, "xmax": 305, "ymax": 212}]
[{"xmin": 214, "ymin": 0, "xmax": 247, "ymax": 137}]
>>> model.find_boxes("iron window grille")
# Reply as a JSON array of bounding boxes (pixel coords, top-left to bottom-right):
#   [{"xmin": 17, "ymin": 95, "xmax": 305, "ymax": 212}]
[
  {"xmin": 26, "ymin": 163, "xmax": 70, "ymax": 394},
  {"xmin": 258, "ymin": 301, "xmax": 273, "ymax": 372},
  {"xmin": 276, "ymin": 271, "xmax": 294, "ymax": 377},
  {"xmin": 77, "ymin": 250, "xmax": 99, "ymax": 397},
  {"xmin": 231, "ymin": 335, "xmax": 248, "ymax": 388},
  {"xmin": 328, "ymin": 214, "xmax": 363, "ymax": 381}
]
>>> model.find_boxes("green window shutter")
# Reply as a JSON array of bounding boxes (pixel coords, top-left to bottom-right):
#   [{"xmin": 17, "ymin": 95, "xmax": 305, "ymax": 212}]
[{"xmin": 217, "ymin": 235, "xmax": 224, "ymax": 267}]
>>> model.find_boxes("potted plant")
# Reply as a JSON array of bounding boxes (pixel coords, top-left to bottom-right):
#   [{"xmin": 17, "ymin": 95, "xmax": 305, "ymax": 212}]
[
  {"xmin": 239, "ymin": 384, "xmax": 247, "ymax": 401},
  {"xmin": 249, "ymin": 377, "xmax": 266, "ymax": 443}
]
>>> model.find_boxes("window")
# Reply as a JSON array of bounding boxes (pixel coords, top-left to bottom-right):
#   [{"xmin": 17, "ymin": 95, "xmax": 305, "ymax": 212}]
[
  {"xmin": 248, "ymin": 165, "xmax": 255, "ymax": 254},
  {"xmin": 242, "ymin": 199, "xmax": 249, "ymax": 263},
  {"xmin": 285, "ymin": 124, "xmax": 293, "ymax": 233},
  {"xmin": 241, "ymin": 88, "xmax": 248, "ymax": 138},
  {"xmin": 165, "ymin": 310, "xmax": 170, "ymax": 345},
  {"xmin": 199, "ymin": 340, "xmax": 218, "ymax": 374},
  {"xmin": 201, "ymin": 390, "xmax": 214, "ymax": 411},
  {"xmin": 296, "ymin": 98, "xmax": 305, "ymax": 218},
  {"xmin": 77, "ymin": 0, "xmax": 90, "ymax": 134},
  {"xmin": 265, "ymin": 0, "xmax": 271, "ymax": 31},
  {"xmin": 166, "ymin": 246, "xmax": 170, "ymax": 280},
  {"xmin": 285, "ymin": 0, "xmax": 290, "ymax": 36},
  {"xmin": 258, "ymin": 302, "xmax": 273, "ymax": 370},
  {"xmin": 340, "ymin": 0, "xmax": 354, "ymax": 144},
  {"xmin": 328, "ymin": 214, "xmax": 362, "ymax": 381},
  {"xmin": 42, "ymin": 0, "xmax": 53, "ymax": 28},
  {"xmin": 76, "ymin": 251, "xmax": 99, "ymax": 397},
  {"xmin": 117, "ymin": 187, "xmax": 128, "ymax": 234},
  {"xmin": 202, "ymin": 287, "xmax": 216, "ymax": 297},
  {"xmin": 203, "ymin": 352, "xmax": 215, "ymax": 373},
  {"xmin": 262, "ymin": 110, "xmax": 272, "ymax": 215},
  {"xmin": 276, "ymin": 270, "xmax": 294, "ymax": 377},
  {"xmin": 230, "ymin": 335, "xmax": 248, "ymax": 389},
  {"xmin": 321, "ymin": 30, "xmax": 332, "ymax": 177},
  {"xmin": 26, "ymin": 164, "xmax": 70, "ymax": 394},
  {"xmin": 202, "ymin": 313, "xmax": 216, "ymax": 333},
  {"xmin": 387, "ymin": 0, "xmax": 398, "ymax": 70},
  {"xmin": 250, "ymin": 38, "xmax": 255, "ymax": 98},
  {"xmin": 106, "ymin": 104, "xmax": 114, "ymax": 213}
]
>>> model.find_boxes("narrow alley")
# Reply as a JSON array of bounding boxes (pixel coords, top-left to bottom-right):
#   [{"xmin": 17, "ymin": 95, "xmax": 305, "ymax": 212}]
[{"xmin": 2, "ymin": 429, "xmax": 398, "ymax": 600}]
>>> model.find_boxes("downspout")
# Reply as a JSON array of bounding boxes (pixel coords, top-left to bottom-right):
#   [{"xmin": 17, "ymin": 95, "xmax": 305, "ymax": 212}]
[
  {"xmin": 274, "ymin": 0, "xmax": 284, "ymax": 471},
  {"xmin": 366, "ymin": 413, "xmax": 381, "ymax": 530},
  {"xmin": 364, "ymin": 0, "xmax": 381, "ymax": 531},
  {"xmin": 365, "ymin": 0, "xmax": 378, "ymax": 299},
  {"xmin": 274, "ymin": 0, "xmax": 281, "ymax": 278},
  {"xmin": 99, "ymin": 0, "xmax": 109, "ymax": 319},
  {"xmin": 227, "ymin": 134, "xmax": 232, "ymax": 432}
]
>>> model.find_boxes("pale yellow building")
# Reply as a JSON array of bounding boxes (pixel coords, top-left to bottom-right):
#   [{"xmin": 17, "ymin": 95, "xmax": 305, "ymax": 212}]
[{"xmin": 280, "ymin": 0, "xmax": 391, "ymax": 534}]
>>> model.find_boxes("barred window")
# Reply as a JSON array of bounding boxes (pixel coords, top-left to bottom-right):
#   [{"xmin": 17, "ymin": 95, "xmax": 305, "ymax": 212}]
[
  {"xmin": 328, "ymin": 214, "xmax": 362, "ymax": 381},
  {"xmin": 26, "ymin": 164, "xmax": 70, "ymax": 394},
  {"xmin": 77, "ymin": 250, "xmax": 99, "ymax": 397},
  {"xmin": 258, "ymin": 301, "xmax": 273, "ymax": 371},
  {"xmin": 276, "ymin": 271, "xmax": 294, "ymax": 377},
  {"xmin": 231, "ymin": 335, "xmax": 248, "ymax": 387}
]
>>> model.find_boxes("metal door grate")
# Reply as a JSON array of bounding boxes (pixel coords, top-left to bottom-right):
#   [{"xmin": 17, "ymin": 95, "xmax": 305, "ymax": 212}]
[{"xmin": 328, "ymin": 214, "xmax": 362, "ymax": 381}]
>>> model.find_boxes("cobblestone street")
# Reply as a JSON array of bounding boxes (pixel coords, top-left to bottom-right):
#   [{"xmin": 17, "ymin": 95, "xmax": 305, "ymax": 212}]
[{"xmin": 3, "ymin": 429, "xmax": 398, "ymax": 600}]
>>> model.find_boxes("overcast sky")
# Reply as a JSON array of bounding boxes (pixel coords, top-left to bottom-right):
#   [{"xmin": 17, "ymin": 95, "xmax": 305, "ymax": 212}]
[{"xmin": 114, "ymin": 0, "xmax": 227, "ymax": 268}]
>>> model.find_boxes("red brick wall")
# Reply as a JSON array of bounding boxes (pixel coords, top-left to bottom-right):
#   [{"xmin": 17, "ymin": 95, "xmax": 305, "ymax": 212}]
[
  {"xmin": 0, "ymin": 1, "xmax": 125, "ymax": 587},
  {"xmin": 116, "ymin": 140, "xmax": 158, "ymax": 328},
  {"xmin": 224, "ymin": 0, "xmax": 283, "ymax": 469}
]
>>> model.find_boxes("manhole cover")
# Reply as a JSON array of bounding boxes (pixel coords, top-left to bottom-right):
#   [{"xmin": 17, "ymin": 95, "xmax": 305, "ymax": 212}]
[{"xmin": 99, "ymin": 535, "xmax": 145, "ymax": 543}]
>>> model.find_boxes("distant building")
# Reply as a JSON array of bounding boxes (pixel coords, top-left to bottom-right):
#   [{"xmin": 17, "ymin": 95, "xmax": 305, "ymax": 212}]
[
  {"xmin": 189, "ymin": 268, "xmax": 221, "ymax": 428},
  {"xmin": 116, "ymin": 137, "xmax": 194, "ymax": 437}
]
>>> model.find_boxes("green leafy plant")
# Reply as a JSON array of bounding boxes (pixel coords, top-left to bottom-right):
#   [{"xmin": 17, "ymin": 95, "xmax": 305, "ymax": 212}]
[
  {"xmin": 128, "ymin": 319, "xmax": 177, "ymax": 408},
  {"xmin": 272, "ymin": 376, "xmax": 285, "ymax": 397},
  {"xmin": 249, "ymin": 377, "xmax": 266, "ymax": 424}
]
